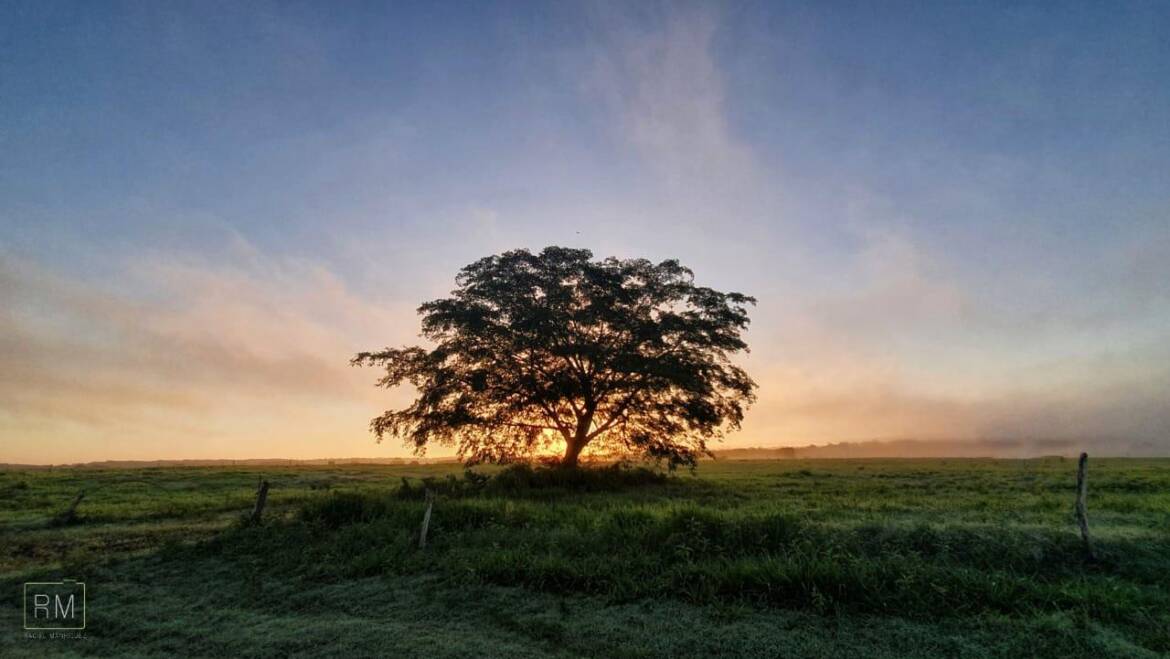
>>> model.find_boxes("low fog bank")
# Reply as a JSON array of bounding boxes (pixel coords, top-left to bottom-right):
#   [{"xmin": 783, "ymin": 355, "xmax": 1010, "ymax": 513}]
[{"xmin": 718, "ymin": 438, "xmax": 1168, "ymax": 460}]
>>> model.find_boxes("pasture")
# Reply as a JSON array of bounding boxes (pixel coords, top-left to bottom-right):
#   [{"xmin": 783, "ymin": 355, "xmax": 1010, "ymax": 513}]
[{"xmin": 2, "ymin": 458, "xmax": 1168, "ymax": 657}]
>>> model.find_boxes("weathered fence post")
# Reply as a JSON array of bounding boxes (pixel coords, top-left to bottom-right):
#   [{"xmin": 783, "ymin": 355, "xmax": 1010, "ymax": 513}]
[
  {"xmin": 57, "ymin": 490, "xmax": 85, "ymax": 524},
  {"xmin": 1075, "ymin": 452, "xmax": 1095, "ymax": 560},
  {"xmin": 249, "ymin": 480, "xmax": 270, "ymax": 526},
  {"xmin": 419, "ymin": 489, "xmax": 434, "ymax": 549}
]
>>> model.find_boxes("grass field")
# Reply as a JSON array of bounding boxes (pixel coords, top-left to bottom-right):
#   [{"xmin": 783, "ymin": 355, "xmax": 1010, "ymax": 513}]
[{"xmin": 2, "ymin": 458, "xmax": 1169, "ymax": 657}]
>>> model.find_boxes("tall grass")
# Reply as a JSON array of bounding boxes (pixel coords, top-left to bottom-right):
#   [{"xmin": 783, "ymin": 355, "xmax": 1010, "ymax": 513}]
[
  {"xmin": 4, "ymin": 459, "xmax": 1169, "ymax": 655},
  {"xmin": 208, "ymin": 462, "xmax": 1170, "ymax": 651}
]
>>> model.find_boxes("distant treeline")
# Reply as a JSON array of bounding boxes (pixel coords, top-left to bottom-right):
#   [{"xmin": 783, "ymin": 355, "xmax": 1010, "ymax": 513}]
[{"xmin": 3, "ymin": 437, "xmax": 1165, "ymax": 469}]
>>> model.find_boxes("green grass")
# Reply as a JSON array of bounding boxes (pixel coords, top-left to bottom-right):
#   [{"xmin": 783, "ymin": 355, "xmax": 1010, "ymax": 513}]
[{"xmin": 2, "ymin": 459, "xmax": 1169, "ymax": 657}]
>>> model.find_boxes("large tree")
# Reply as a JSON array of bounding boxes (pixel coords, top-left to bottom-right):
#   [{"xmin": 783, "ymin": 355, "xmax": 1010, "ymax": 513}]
[{"xmin": 353, "ymin": 247, "xmax": 756, "ymax": 468}]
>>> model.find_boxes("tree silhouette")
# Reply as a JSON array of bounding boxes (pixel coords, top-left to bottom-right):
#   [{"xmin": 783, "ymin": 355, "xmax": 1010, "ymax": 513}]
[{"xmin": 353, "ymin": 247, "xmax": 756, "ymax": 468}]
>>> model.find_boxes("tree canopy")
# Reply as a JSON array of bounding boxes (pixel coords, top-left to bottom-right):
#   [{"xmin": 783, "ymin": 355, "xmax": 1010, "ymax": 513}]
[{"xmin": 352, "ymin": 246, "xmax": 756, "ymax": 468}]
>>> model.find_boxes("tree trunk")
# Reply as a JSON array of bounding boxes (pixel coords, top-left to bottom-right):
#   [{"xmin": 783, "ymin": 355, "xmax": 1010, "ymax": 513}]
[
  {"xmin": 562, "ymin": 438, "xmax": 585, "ymax": 468},
  {"xmin": 561, "ymin": 411, "xmax": 593, "ymax": 468}
]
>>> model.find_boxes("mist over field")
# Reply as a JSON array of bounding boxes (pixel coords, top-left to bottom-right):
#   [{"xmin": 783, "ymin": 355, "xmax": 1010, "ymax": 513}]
[{"xmin": 721, "ymin": 437, "xmax": 1168, "ymax": 459}]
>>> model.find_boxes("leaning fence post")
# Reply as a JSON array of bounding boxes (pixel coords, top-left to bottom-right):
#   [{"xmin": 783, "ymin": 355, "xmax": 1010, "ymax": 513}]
[
  {"xmin": 249, "ymin": 480, "xmax": 270, "ymax": 526},
  {"xmin": 419, "ymin": 489, "xmax": 434, "ymax": 549},
  {"xmin": 56, "ymin": 490, "xmax": 85, "ymax": 524},
  {"xmin": 1075, "ymin": 453, "xmax": 1095, "ymax": 560}
]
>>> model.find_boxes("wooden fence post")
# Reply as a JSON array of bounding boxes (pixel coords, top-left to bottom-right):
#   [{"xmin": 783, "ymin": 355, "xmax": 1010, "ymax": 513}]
[
  {"xmin": 1075, "ymin": 453, "xmax": 1095, "ymax": 560},
  {"xmin": 419, "ymin": 489, "xmax": 434, "ymax": 549},
  {"xmin": 57, "ymin": 490, "xmax": 85, "ymax": 524},
  {"xmin": 249, "ymin": 480, "xmax": 270, "ymax": 526}
]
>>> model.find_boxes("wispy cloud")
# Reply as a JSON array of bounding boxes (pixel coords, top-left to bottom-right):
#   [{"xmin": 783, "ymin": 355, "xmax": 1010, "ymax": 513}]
[
  {"xmin": 0, "ymin": 245, "xmax": 417, "ymax": 463},
  {"xmin": 586, "ymin": 5, "xmax": 754, "ymax": 191}
]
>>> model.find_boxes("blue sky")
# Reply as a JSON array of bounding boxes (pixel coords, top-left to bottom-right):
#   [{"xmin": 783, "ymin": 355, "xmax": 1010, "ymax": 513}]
[{"xmin": 2, "ymin": 1, "xmax": 1168, "ymax": 462}]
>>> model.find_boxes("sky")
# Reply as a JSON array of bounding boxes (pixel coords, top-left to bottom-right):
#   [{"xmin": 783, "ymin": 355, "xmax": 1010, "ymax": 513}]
[{"xmin": 2, "ymin": 1, "xmax": 1168, "ymax": 463}]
